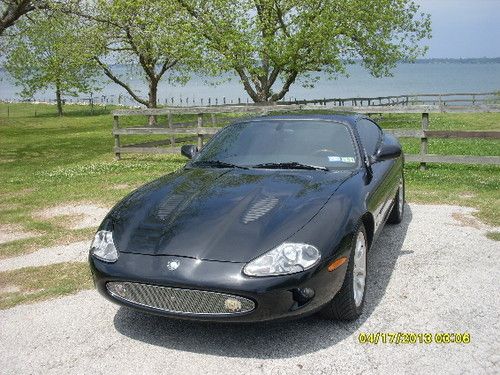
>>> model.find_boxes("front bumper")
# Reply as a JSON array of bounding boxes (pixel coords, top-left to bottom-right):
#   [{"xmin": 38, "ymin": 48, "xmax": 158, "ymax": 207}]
[{"xmin": 89, "ymin": 252, "xmax": 348, "ymax": 322}]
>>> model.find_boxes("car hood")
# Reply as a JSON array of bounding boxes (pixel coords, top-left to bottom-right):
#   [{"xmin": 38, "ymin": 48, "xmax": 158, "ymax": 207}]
[{"xmin": 109, "ymin": 167, "xmax": 352, "ymax": 262}]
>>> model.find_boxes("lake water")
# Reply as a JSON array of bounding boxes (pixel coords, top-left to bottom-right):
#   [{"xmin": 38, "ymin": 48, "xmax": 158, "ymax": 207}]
[{"xmin": 1, "ymin": 62, "xmax": 499, "ymax": 105}]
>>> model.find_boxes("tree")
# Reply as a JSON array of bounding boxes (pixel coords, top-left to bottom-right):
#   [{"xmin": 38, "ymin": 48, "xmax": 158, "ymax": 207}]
[
  {"xmin": 76, "ymin": 0, "xmax": 199, "ymax": 117},
  {"xmin": 174, "ymin": 0, "xmax": 431, "ymax": 103},
  {"xmin": 5, "ymin": 12, "xmax": 99, "ymax": 115},
  {"xmin": 0, "ymin": 0, "xmax": 46, "ymax": 36}
]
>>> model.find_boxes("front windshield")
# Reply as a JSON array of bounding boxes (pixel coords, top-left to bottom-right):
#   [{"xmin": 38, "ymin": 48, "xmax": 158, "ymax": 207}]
[{"xmin": 194, "ymin": 120, "xmax": 358, "ymax": 169}]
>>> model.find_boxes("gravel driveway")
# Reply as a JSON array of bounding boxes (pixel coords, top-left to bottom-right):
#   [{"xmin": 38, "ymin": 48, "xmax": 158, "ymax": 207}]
[{"xmin": 0, "ymin": 204, "xmax": 499, "ymax": 375}]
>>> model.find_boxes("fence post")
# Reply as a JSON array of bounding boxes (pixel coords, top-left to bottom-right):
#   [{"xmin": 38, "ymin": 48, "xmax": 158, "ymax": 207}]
[
  {"xmin": 211, "ymin": 113, "xmax": 216, "ymax": 126},
  {"xmin": 197, "ymin": 113, "xmax": 204, "ymax": 150},
  {"xmin": 168, "ymin": 111, "xmax": 175, "ymax": 150},
  {"xmin": 113, "ymin": 115, "xmax": 121, "ymax": 161},
  {"xmin": 420, "ymin": 112, "xmax": 429, "ymax": 171}
]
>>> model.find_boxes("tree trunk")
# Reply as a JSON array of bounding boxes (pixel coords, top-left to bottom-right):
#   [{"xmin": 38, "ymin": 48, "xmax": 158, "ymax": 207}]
[
  {"xmin": 236, "ymin": 68, "xmax": 298, "ymax": 104},
  {"xmin": 55, "ymin": 85, "xmax": 63, "ymax": 116},
  {"xmin": 253, "ymin": 85, "xmax": 272, "ymax": 103},
  {"xmin": 148, "ymin": 81, "xmax": 158, "ymax": 125}
]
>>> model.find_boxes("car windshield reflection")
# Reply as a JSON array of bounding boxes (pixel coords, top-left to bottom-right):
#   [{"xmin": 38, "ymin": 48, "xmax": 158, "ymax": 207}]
[{"xmin": 193, "ymin": 120, "xmax": 359, "ymax": 170}]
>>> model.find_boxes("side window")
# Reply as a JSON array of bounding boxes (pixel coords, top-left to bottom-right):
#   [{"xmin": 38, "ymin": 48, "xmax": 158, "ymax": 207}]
[{"xmin": 356, "ymin": 119, "xmax": 382, "ymax": 156}]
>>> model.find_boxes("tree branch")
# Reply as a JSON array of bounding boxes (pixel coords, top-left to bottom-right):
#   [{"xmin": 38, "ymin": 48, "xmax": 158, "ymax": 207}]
[
  {"xmin": 270, "ymin": 70, "xmax": 298, "ymax": 101},
  {"xmin": 94, "ymin": 57, "xmax": 148, "ymax": 106},
  {"xmin": 0, "ymin": 0, "xmax": 35, "ymax": 35},
  {"xmin": 157, "ymin": 59, "xmax": 177, "ymax": 80},
  {"xmin": 57, "ymin": 5, "xmax": 122, "ymax": 28},
  {"xmin": 234, "ymin": 67, "xmax": 259, "ymax": 102},
  {"xmin": 274, "ymin": 0, "xmax": 290, "ymax": 37},
  {"xmin": 123, "ymin": 27, "xmax": 156, "ymax": 83},
  {"xmin": 268, "ymin": 66, "xmax": 281, "ymax": 88}
]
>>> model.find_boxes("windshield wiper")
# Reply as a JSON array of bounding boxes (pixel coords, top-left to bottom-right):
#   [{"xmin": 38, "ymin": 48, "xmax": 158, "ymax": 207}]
[
  {"xmin": 191, "ymin": 160, "xmax": 248, "ymax": 169},
  {"xmin": 252, "ymin": 162, "xmax": 329, "ymax": 171}
]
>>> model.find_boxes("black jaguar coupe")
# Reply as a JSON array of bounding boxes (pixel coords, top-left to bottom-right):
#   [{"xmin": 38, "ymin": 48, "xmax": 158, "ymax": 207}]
[{"xmin": 89, "ymin": 114, "xmax": 404, "ymax": 322}]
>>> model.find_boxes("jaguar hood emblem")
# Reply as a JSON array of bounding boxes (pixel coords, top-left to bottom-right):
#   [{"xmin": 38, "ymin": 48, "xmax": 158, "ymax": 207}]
[{"xmin": 166, "ymin": 259, "xmax": 180, "ymax": 271}]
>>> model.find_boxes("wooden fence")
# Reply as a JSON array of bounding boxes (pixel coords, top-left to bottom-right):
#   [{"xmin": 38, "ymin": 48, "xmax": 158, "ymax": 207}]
[
  {"xmin": 4, "ymin": 90, "xmax": 497, "ymax": 108},
  {"xmin": 279, "ymin": 92, "xmax": 499, "ymax": 107},
  {"xmin": 112, "ymin": 103, "xmax": 500, "ymax": 169}
]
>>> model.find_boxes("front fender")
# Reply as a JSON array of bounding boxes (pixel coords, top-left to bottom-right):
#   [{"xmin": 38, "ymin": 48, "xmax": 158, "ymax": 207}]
[{"xmin": 285, "ymin": 171, "xmax": 367, "ymax": 276}]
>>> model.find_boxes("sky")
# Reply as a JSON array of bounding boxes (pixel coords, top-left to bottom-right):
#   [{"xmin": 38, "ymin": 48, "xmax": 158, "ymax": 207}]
[{"xmin": 416, "ymin": 0, "xmax": 500, "ymax": 58}]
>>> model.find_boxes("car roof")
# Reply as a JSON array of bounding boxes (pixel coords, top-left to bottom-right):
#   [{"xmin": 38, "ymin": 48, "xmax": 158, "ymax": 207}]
[{"xmin": 236, "ymin": 113, "xmax": 363, "ymax": 126}]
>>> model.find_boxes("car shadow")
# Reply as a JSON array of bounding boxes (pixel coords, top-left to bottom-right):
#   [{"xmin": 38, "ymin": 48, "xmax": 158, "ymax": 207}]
[{"xmin": 113, "ymin": 205, "xmax": 413, "ymax": 359}]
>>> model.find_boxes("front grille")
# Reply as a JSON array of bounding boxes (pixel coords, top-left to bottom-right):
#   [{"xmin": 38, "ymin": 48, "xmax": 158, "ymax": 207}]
[{"xmin": 106, "ymin": 282, "xmax": 255, "ymax": 315}]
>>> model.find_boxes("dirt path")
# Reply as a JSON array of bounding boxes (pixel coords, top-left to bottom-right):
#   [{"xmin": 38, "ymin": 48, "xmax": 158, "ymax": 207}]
[{"xmin": 0, "ymin": 241, "xmax": 89, "ymax": 272}]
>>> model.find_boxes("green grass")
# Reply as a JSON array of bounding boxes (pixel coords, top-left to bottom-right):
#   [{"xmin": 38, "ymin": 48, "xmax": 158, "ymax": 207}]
[
  {"xmin": 0, "ymin": 104, "xmax": 189, "ymax": 258},
  {"xmin": 404, "ymin": 164, "xmax": 499, "ymax": 225},
  {"xmin": 374, "ymin": 112, "xmax": 500, "ymax": 130},
  {"xmin": 374, "ymin": 113, "xmax": 500, "ymax": 225},
  {"xmin": 486, "ymin": 232, "xmax": 500, "ymax": 241},
  {"xmin": 0, "ymin": 262, "xmax": 92, "ymax": 309},
  {"xmin": 0, "ymin": 102, "xmax": 498, "ymax": 309}
]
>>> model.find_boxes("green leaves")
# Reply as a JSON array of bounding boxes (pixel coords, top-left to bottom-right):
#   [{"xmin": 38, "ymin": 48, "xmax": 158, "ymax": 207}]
[
  {"xmin": 174, "ymin": 0, "xmax": 432, "ymax": 102},
  {"xmin": 3, "ymin": 0, "xmax": 432, "ymax": 108},
  {"xmin": 72, "ymin": 0, "xmax": 204, "ymax": 108},
  {"xmin": 4, "ymin": 11, "xmax": 99, "ymax": 114}
]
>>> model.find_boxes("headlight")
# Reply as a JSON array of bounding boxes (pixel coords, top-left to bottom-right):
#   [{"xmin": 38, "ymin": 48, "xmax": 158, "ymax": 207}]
[
  {"xmin": 243, "ymin": 243, "xmax": 320, "ymax": 277},
  {"xmin": 90, "ymin": 230, "xmax": 118, "ymax": 262}
]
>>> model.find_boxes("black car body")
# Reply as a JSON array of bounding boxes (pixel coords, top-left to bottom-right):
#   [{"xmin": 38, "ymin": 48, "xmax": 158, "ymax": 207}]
[{"xmin": 89, "ymin": 114, "xmax": 404, "ymax": 322}]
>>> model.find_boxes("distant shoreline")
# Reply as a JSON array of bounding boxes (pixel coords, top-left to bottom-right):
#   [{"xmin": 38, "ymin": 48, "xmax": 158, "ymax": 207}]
[
  {"xmin": 413, "ymin": 58, "xmax": 500, "ymax": 64},
  {"xmin": 3, "ymin": 58, "xmax": 500, "ymax": 73},
  {"xmin": 1, "ymin": 60, "xmax": 500, "ymax": 104}
]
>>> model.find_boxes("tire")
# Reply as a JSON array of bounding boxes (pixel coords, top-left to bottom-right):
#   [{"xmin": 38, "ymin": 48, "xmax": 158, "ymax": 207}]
[
  {"xmin": 387, "ymin": 175, "xmax": 405, "ymax": 224},
  {"xmin": 319, "ymin": 223, "xmax": 368, "ymax": 321}
]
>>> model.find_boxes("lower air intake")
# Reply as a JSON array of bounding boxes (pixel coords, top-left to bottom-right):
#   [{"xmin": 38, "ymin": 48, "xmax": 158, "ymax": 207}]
[{"xmin": 106, "ymin": 282, "xmax": 255, "ymax": 315}]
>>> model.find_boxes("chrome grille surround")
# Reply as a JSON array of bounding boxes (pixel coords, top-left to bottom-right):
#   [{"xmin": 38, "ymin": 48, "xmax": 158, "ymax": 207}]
[{"xmin": 106, "ymin": 281, "xmax": 255, "ymax": 315}]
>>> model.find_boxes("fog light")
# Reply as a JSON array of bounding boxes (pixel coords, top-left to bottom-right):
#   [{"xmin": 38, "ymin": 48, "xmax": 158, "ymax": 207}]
[
  {"xmin": 224, "ymin": 298, "xmax": 242, "ymax": 312},
  {"xmin": 292, "ymin": 287, "xmax": 315, "ymax": 306},
  {"xmin": 107, "ymin": 282, "xmax": 128, "ymax": 298},
  {"xmin": 297, "ymin": 287, "xmax": 315, "ymax": 299}
]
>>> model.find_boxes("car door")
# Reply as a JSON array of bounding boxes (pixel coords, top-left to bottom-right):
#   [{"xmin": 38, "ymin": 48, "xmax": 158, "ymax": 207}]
[{"xmin": 356, "ymin": 118, "xmax": 397, "ymax": 234}]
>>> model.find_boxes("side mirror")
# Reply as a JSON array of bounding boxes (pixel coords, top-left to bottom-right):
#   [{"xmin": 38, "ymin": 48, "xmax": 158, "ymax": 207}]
[
  {"xmin": 373, "ymin": 135, "xmax": 402, "ymax": 162},
  {"xmin": 181, "ymin": 144, "xmax": 198, "ymax": 159}
]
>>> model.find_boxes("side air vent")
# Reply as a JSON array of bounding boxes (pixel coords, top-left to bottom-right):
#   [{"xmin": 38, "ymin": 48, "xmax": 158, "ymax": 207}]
[
  {"xmin": 156, "ymin": 194, "xmax": 184, "ymax": 220},
  {"xmin": 242, "ymin": 197, "xmax": 279, "ymax": 224}
]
